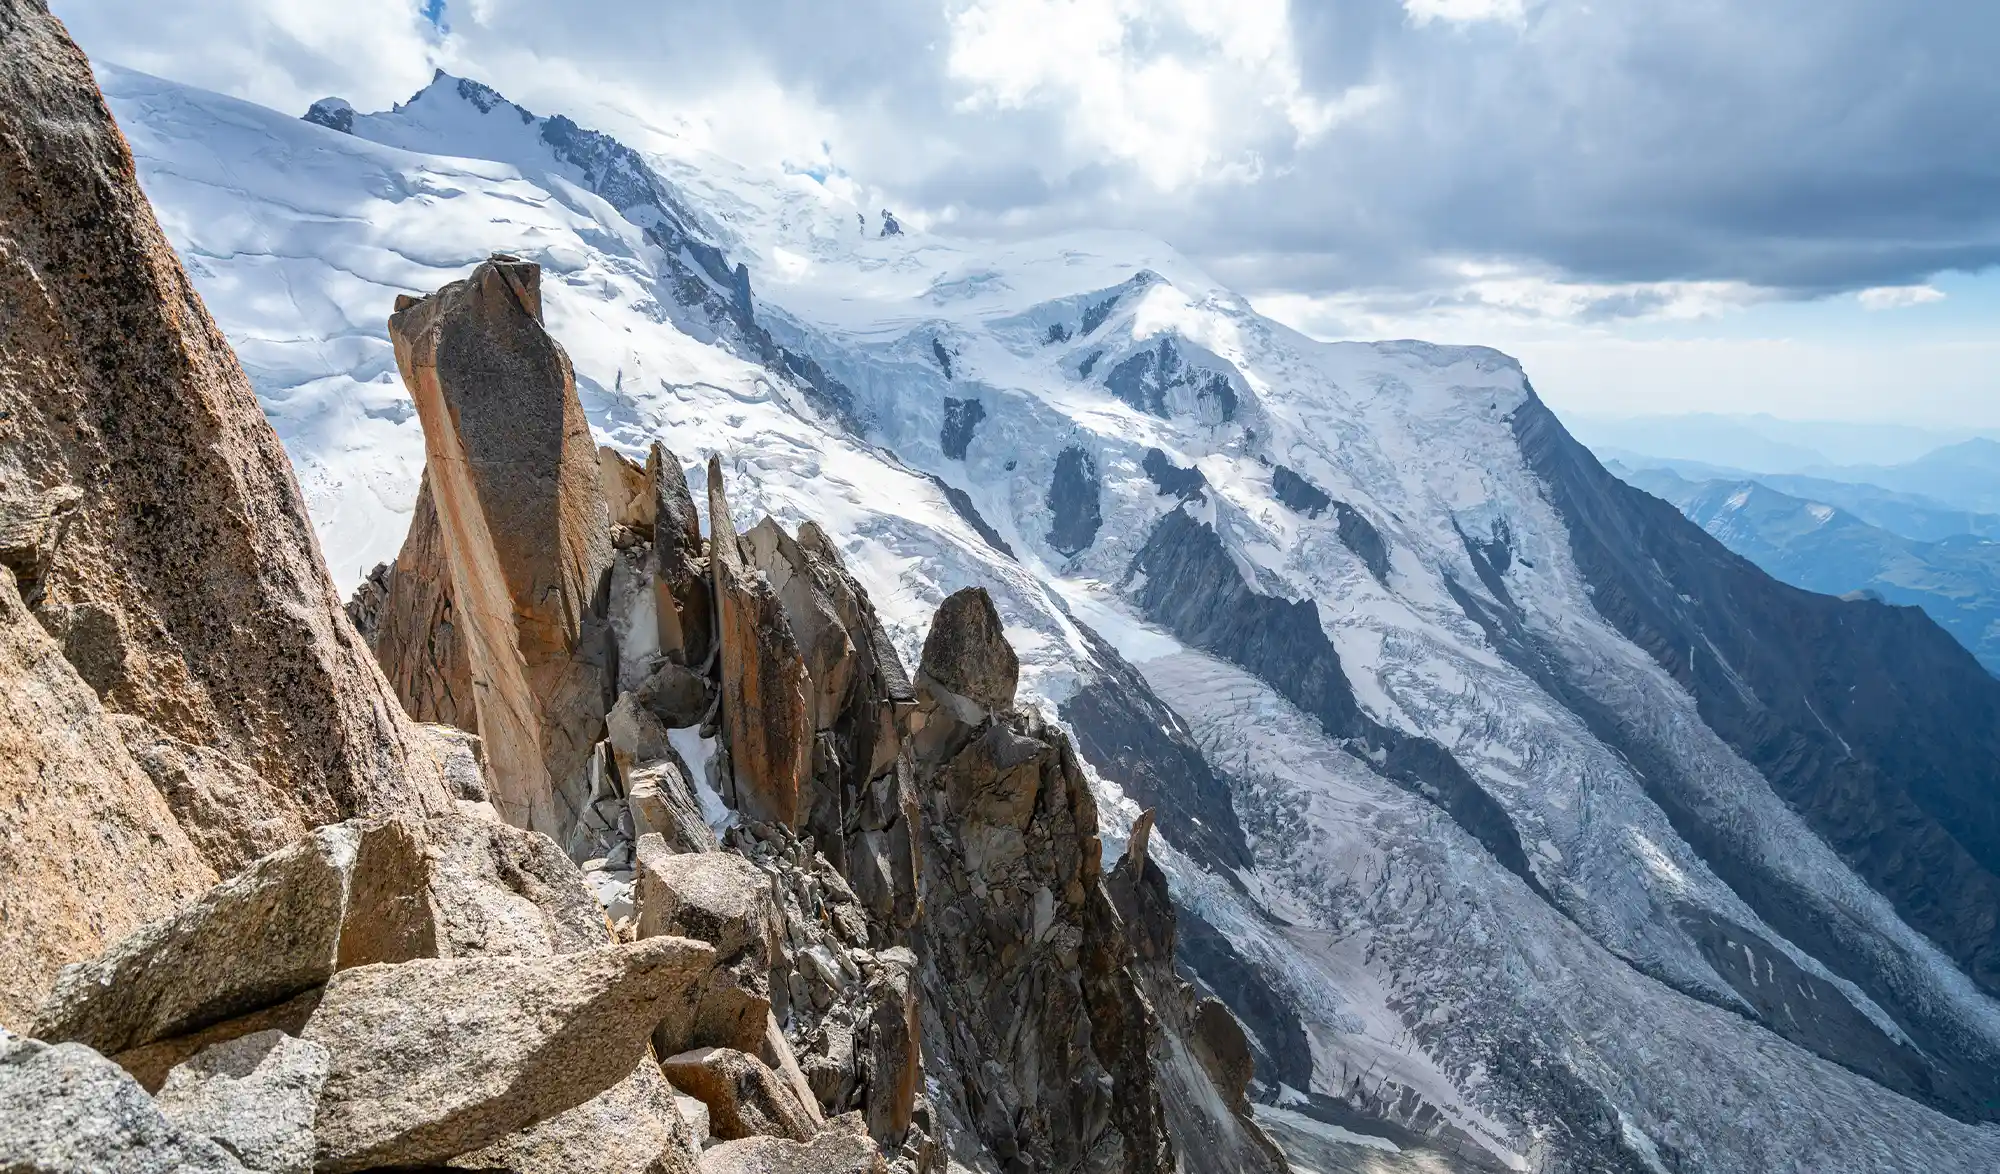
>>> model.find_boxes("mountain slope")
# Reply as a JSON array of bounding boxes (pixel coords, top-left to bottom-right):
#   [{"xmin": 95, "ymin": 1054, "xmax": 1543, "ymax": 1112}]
[
  {"xmin": 1615, "ymin": 465, "xmax": 2000, "ymax": 674},
  {"xmin": 100, "ymin": 64, "xmax": 2000, "ymax": 1171}
]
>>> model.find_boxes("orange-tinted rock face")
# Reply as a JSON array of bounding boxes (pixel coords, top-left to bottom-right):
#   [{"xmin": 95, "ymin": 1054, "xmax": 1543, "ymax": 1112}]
[
  {"xmin": 387, "ymin": 257, "xmax": 614, "ymax": 839},
  {"xmin": 0, "ymin": 0, "xmax": 451, "ymax": 1022},
  {"xmin": 363, "ymin": 474, "xmax": 479, "ymax": 734},
  {"xmin": 707, "ymin": 458, "xmax": 810, "ymax": 830},
  {"xmin": 0, "ymin": 0, "xmax": 449, "ymax": 847},
  {"xmin": 651, "ymin": 442, "xmax": 712, "ymax": 667}
]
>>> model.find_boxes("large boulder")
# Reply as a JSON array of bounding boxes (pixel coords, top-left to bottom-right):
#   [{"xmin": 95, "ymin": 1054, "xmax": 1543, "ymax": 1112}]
[
  {"xmin": 697, "ymin": 1114, "xmax": 887, "ymax": 1174},
  {"xmin": 915, "ymin": 588, "xmax": 1017, "ymax": 720},
  {"xmin": 707, "ymin": 459, "xmax": 811, "ymax": 830},
  {"xmin": 638, "ymin": 837, "xmax": 778, "ymax": 1055},
  {"xmin": 36, "ymin": 813, "xmax": 609, "ymax": 1062},
  {"xmin": 0, "ymin": 2, "xmax": 452, "ymax": 1028},
  {"xmin": 0, "ymin": 1029, "xmax": 248, "ymax": 1173},
  {"xmin": 661, "ymin": 1047, "xmax": 820, "ymax": 1143},
  {"xmin": 154, "ymin": 1030, "xmax": 330, "ymax": 1174},
  {"xmin": 31, "ymin": 824, "xmax": 364, "ymax": 1056},
  {"xmin": 386, "ymin": 255, "xmax": 615, "ymax": 841},
  {"xmin": 423, "ymin": 813, "xmax": 612, "ymax": 958},
  {"xmin": 303, "ymin": 936, "xmax": 716, "ymax": 1172},
  {"xmin": 449, "ymin": 1055, "xmax": 700, "ymax": 1174}
]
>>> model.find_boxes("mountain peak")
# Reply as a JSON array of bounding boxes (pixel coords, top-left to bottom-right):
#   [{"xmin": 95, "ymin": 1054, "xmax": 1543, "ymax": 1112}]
[{"xmin": 302, "ymin": 95, "xmax": 354, "ymax": 134}]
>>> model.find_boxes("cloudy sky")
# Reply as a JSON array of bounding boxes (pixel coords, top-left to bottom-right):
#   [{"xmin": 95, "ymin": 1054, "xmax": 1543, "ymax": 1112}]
[{"xmin": 53, "ymin": 0, "xmax": 2000, "ymax": 429}]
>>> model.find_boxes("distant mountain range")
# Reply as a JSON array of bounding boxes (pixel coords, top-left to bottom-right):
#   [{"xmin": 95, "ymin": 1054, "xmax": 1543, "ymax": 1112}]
[
  {"xmin": 1566, "ymin": 412, "xmax": 1983, "ymax": 472},
  {"xmin": 1613, "ymin": 463, "xmax": 2000, "ymax": 675}
]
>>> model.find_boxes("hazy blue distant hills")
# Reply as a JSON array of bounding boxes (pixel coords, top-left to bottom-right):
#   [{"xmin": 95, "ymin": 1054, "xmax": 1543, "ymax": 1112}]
[
  {"xmin": 1615, "ymin": 463, "xmax": 2000, "ymax": 674},
  {"xmin": 1802, "ymin": 438, "xmax": 2000, "ymax": 516},
  {"xmin": 1566, "ymin": 412, "xmax": 1974, "ymax": 471},
  {"xmin": 1598, "ymin": 448, "xmax": 2000, "ymax": 543}
]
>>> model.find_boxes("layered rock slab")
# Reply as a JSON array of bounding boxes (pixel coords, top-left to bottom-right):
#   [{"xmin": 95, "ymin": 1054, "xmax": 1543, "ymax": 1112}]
[
  {"xmin": 386, "ymin": 256, "xmax": 615, "ymax": 840},
  {"xmin": 33, "ymin": 813, "xmax": 612, "ymax": 1061},
  {"xmin": 303, "ymin": 937, "xmax": 716, "ymax": 1172}
]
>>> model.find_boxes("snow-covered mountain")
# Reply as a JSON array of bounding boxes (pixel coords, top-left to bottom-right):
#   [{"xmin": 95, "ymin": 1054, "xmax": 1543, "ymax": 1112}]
[{"xmin": 101, "ymin": 64, "xmax": 2000, "ymax": 1172}]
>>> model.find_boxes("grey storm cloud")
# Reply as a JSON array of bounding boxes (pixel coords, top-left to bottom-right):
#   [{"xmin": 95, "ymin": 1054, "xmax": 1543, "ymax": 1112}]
[{"xmin": 52, "ymin": 0, "xmax": 2000, "ymax": 299}]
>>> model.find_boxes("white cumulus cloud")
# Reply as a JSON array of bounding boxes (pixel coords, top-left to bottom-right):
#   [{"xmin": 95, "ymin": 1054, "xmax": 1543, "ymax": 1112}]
[
  {"xmin": 945, "ymin": 0, "xmax": 1380, "ymax": 189},
  {"xmin": 1857, "ymin": 284, "xmax": 1947, "ymax": 311}
]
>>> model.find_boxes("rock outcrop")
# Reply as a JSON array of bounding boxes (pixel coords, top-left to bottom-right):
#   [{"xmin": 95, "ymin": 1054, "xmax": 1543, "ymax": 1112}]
[
  {"xmin": 708, "ymin": 459, "xmax": 812, "ymax": 830},
  {"xmin": 1105, "ymin": 815, "xmax": 1287, "ymax": 1174},
  {"xmin": 910, "ymin": 587, "xmax": 1173, "ymax": 1173},
  {"xmin": 350, "ymin": 476, "xmax": 480, "ymax": 733},
  {"xmin": 0, "ymin": 0, "xmax": 454, "ymax": 1026},
  {"xmin": 9, "ymin": 813, "xmax": 719, "ymax": 1173},
  {"xmin": 383, "ymin": 256, "xmax": 615, "ymax": 841}
]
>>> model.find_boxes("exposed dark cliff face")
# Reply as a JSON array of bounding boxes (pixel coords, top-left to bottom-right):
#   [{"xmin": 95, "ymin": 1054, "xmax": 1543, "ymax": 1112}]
[
  {"xmin": 1140, "ymin": 449, "xmax": 1206, "ymax": 501},
  {"xmin": 1104, "ymin": 338, "xmax": 1237, "ymax": 423},
  {"xmin": 1274, "ymin": 467, "xmax": 1390, "ymax": 583},
  {"xmin": 1125, "ymin": 508, "xmax": 1548, "ymax": 902},
  {"xmin": 1046, "ymin": 446, "xmax": 1104, "ymax": 556},
  {"xmin": 1441, "ymin": 569, "xmax": 1997, "ymax": 1121},
  {"xmin": 923, "ymin": 475, "xmax": 1014, "ymax": 559},
  {"xmin": 1271, "ymin": 466, "xmax": 1331, "ymax": 516},
  {"xmin": 1174, "ymin": 911, "xmax": 1310, "ymax": 1092},
  {"xmin": 1334, "ymin": 504, "xmax": 1391, "ymax": 584},
  {"xmin": 938, "ymin": 397, "xmax": 982, "ymax": 460},
  {"xmin": 1510, "ymin": 389, "xmax": 2000, "ymax": 1121},
  {"xmin": 1059, "ymin": 623, "xmax": 1251, "ymax": 876}
]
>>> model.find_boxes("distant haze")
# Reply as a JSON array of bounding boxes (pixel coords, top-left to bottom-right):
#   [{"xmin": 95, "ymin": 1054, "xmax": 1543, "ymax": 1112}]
[{"xmin": 1567, "ymin": 412, "xmax": 2000, "ymax": 472}]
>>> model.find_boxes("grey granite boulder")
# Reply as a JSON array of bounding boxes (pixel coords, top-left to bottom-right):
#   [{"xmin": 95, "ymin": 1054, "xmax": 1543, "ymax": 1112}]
[
  {"xmin": 304, "ymin": 936, "xmax": 715, "ymax": 1172},
  {"xmin": 154, "ymin": 1030, "xmax": 329, "ymax": 1174},
  {"xmin": 0, "ymin": 1028, "xmax": 247, "ymax": 1173}
]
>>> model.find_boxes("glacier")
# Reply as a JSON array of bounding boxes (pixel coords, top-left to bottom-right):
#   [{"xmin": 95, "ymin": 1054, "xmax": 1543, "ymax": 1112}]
[{"xmin": 98, "ymin": 63, "xmax": 2000, "ymax": 1172}]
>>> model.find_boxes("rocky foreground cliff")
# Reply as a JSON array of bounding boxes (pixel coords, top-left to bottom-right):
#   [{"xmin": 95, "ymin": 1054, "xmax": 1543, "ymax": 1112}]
[{"xmin": 0, "ymin": 9, "xmax": 1278, "ymax": 1169}]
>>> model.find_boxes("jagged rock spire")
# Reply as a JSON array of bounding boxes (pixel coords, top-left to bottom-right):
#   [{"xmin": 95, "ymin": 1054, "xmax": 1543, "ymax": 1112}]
[
  {"xmin": 385, "ymin": 254, "xmax": 614, "ymax": 839},
  {"xmin": 707, "ymin": 457, "xmax": 811, "ymax": 830}
]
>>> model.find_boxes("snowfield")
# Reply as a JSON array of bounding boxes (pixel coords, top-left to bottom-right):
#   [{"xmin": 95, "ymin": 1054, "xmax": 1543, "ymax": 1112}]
[{"xmin": 101, "ymin": 63, "xmax": 2000, "ymax": 1172}]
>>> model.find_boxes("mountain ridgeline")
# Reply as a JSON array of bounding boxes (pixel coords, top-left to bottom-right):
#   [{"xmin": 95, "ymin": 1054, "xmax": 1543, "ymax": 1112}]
[{"xmin": 6, "ymin": 28, "xmax": 1998, "ymax": 1172}]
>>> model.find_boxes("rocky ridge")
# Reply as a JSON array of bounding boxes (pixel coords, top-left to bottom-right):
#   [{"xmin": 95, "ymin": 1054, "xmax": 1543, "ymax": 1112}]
[{"xmin": 0, "ymin": 50, "xmax": 1280, "ymax": 1164}]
